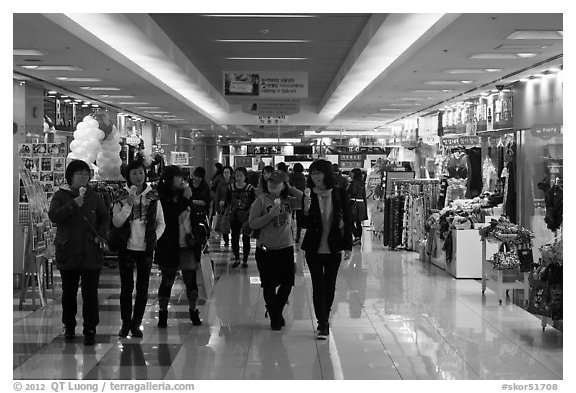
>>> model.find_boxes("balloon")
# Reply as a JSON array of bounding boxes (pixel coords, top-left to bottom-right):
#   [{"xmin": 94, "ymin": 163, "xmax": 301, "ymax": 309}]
[
  {"xmin": 92, "ymin": 112, "xmax": 113, "ymax": 138},
  {"xmin": 69, "ymin": 140, "xmax": 80, "ymax": 151}
]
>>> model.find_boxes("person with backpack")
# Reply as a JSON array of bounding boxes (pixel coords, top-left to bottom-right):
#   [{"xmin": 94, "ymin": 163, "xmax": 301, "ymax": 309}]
[
  {"xmin": 155, "ymin": 166, "xmax": 205, "ymax": 328},
  {"xmin": 225, "ymin": 167, "xmax": 256, "ymax": 268},
  {"xmin": 112, "ymin": 160, "xmax": 166, "ymax": 338},
  {"xmin": 249, "ymin": 171, "xmax": 303, "ymax": 330},
  {"xmin": 48, "ymin": 160, "xmax": 110, "ymax": 346}
]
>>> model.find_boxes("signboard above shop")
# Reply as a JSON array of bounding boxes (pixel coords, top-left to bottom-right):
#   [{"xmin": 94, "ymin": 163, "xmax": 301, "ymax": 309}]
[
  {"xmin": 531, "ymin": 124, "xmax": 562, "ymax": 140},
  {"xmin": 242, "ymin": 100, "xmax": 301, "ymax": 116},
  {"xmin": 224, "ymin": 71, "xmax": 308, "ymax": 99},
  {"xmin": 442, "ymin": 135, "xmax": 480, "ymax": 147}
]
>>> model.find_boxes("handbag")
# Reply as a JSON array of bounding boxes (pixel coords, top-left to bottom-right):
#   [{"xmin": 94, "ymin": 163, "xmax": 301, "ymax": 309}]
[
  {"xmin": 82, "ymin": 216, "xmax": 109, "ymax": 253},
  {"xmin": 214, "ymin": 211, "xmax": 231, "ymax": 235},
  {"xmin": 517, "ymin": 249, "xmax": 534, "ymax": 272}
]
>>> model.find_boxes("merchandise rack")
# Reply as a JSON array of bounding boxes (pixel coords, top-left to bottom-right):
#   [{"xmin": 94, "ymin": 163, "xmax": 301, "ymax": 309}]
[{"xmin": 481, "ymin": 237, "xmax": 529, "ymax": 305}]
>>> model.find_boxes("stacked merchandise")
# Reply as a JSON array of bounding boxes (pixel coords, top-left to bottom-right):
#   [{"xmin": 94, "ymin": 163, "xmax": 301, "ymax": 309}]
[{"xmin": 383, "ymin": 179, "xmax": 440, "ymax": 251}]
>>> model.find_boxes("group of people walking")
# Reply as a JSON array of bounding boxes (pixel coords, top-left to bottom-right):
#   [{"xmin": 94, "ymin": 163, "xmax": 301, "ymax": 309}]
[{"xmin": 48, "ymin": 158, "xmax": 367, "ymax": 345}]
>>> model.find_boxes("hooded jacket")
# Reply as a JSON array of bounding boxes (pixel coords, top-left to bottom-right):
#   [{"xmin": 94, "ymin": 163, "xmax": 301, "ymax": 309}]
[
  {"xmin": 48, "ymin": 185, "xmax": 110, "ymax": 270},
  {"xmin": 112, "ymin": 184, "xmax": 165, "ymax": 254}
]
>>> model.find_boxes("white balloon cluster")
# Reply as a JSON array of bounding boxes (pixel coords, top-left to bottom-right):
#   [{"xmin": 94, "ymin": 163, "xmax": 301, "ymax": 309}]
[
  {"xmin": 67, "ymin": 116, "xmax": 105, "ymax": 165},
  {"xmin": 95, "ymin": 128, "xmax": 123, "ymax": 180}
]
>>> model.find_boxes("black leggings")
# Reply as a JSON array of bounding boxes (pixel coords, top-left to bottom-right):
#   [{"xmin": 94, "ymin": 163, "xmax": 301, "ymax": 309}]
[
  {"xmin": 305, "ymin": 253, "xmax": 342, "ymax": 326},
  {"xmin": 158, "ymin": 268, "xmax": 199, "ymax": 311},
  {"xmin": 231, "ymin": 218, "xmax": 251, "ymax": 261}
]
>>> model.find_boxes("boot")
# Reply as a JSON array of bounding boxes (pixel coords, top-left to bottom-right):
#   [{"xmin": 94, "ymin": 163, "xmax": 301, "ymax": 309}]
[
  {"xmin": 189, "ymin": 308, "xmax": 202, "ymax": 326},
  {"xmin": 118, "ymin": 324, "xmax": 130, "ymax": 338},
  {"xmin": 64, "ymin": 326, "xmax": 76, "ymax": 341},
  {"xmin": 130, "ymin": 322, "xmax": 143, "ymax": 338},
  {"xmin": 83, "ymin": 329, "xmax": 96, "ymax": 346},
  {"xmin": 157, "ymin": 310, "xmax": 168, "ymax": 328},
  {"xmin": 265, "ymin": 305, "xmax": 283, "ymax": 331}
]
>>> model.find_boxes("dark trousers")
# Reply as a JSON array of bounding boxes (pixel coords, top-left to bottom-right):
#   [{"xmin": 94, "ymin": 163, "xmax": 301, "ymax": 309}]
[
  {"xmin": 305, "ymin": 253, "xmax": 342, "ymax": 326},
  {"xmin": 60, "ymin": 269, "xmax": 101, "ymax": 333},
  {"xmin": 352, "ymin": 219, "xmax": 363, "ymax": 239},
  {"xmin": 119, "ymin": 250, "xmax": 153, "ymax": 327},
  {"xmin": 231, "ymin": 219, "xmax": 251, "ymax": 261},
  {"xmin": 158, "ymin": 268, "xmax": 199, "ymax": 311}
]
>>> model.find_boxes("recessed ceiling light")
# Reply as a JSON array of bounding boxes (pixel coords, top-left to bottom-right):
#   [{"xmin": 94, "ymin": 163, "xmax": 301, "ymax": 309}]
[
  {"xmin": 117, "ymin": 102, "xmax": 150, "ymax": 105},
  {"xmin": 80, "ymin": 86, "xmax": 121, "ymax": 91},
  {"xmin": 92, "ymin": 104, "xmax": 99, "ymax": 107},
  {"xmin": 20, "ymin": 65, "xmax": 83, "ymax": 71},
  {"xmin": 60, "ymin": 95, "xmax": 69, "ymax": 98},
  {"xmin": 13, "ymin": 49, "xmax": 44, "ymax": 56},
  {"xmin": 461, "ymin": 80, "xmax": 474, "ymax": 84},
  {"xmin": 520, "ymin": 78, "xmax": 530, "ymax": 82},
  {"xmin": 216, "ymin": 39, "xmax": 310, "ymax": 43},
  {"xmin": 47, "ymin": 90, "xmax": 58, "ymax": 94},
  {"xmin": 471, "ymin": 53, "xmax": 539, "ymax": 59},
  {"xmin": 549, "ymin": 67, "xmax": 561, "ymax": 72},
  {"xmin": 56, "ymin": 77, "xmax": 102, "ymax": 82},
  {"xmin": 445, "ymin": 68, "xmax": 502, "ymax": 74},
  {"xmin": 379, "ymin": 108, "xmax": 402, "ymax": 112},
  {"xmin": 204, "ymin": 14, "xmax": 315, "ymax": 18},
  {"xmin": 226, "ymin": 57, "xmax": 307, "ymax": 60},
  {"xmin": 506, "ymin": 30, "xmax": 563, "ymax": 40},
  {"xmin": 495, "ymin": 43, "xmax": 550, "ymax": 51}
]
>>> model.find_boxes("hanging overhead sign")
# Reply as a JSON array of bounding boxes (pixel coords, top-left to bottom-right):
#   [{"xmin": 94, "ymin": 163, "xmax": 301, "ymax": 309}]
[
  {"xmin": 170, "ymin": 152, "xmax": 189, "ymax": 166},
  {"xmin": 224, "ymin": 71, "xmax": 308, "ymax": 99},
  {"xmin": 258, "ymin": 116, "xmax": 288, "ymax": 125},
  {"xmin": 242, "ymin": 100, "xmax": 301, "ymax": 116}
]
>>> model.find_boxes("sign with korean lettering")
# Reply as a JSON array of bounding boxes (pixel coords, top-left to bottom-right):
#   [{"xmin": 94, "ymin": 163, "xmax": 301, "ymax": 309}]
[
  {"xmin": 170, "ymin": 151, "xmax": 189, "ymax": 166},
  {"xmin": 531, "ymin": 124, "xmax": 562, "ymax": 140},
  {"xmin": 224, "ymin": 71, "xmax": 308, "ymax": 99},
  {"xmin": 339, "ymin": 153, "xmax": 364, "ymax": 169},
  {"xmin": 258, "ymin": 116, "xmax": 288, "ymax": 125},
  {"xmin": 442, "ymin": 136, "xmax": 480, "ymax": 146},
  {"xmin": 242, "ymin": 100, "xmax": 300, "ymax": 116}
]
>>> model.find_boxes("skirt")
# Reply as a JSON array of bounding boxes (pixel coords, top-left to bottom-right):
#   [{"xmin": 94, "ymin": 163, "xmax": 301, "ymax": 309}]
[{"xmin": 255, "ymin": 246, "xmax": 295, "ymax": 288}]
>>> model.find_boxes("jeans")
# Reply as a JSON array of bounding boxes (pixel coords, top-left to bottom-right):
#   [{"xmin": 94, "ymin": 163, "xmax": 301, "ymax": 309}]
[
  {"xmin": 119, "ymin": 250, "xmax": 153, "ymax": 327},
  {"xmin": 158, "ymin": 268, "xmax": 199, "ymax": 311},
  {"xmin": 231, "ymin": 218, "xmax": 251, "ymax": 261},
  {"xmin": 60, "ymin": 269, "xmax": 101, "ymax": 333},
  {"xmin": 305, "ymin": 253, "xmax": 342, "ymax": 326}
]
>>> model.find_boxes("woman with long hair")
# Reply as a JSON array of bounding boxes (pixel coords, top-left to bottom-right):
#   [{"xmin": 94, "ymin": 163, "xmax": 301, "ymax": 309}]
[
  {"xmin": 301, "ymin": 159, "xmax": 353, "ymax": 340},
  {"xmin": 249, "ymin": 171, "xmax": 303, "ymax": 330},
  {"xmin": 225, "ymin": 167, "xmax": 256, "ymax": 268},
  {"xmin": 48, "ymin": 160, "xmax": 110, "ymax": 345},
  {"xmin": 155, "ymin": 166, "xmax": 203, "ymax": 328},
  {"xmin": 348, "ymin": 168, "xmax": 368, "ymax": 245},
  {"xmin": 214, "ymin": 165, "xmax": 234, "ymax": 247},
  {"xmin": 256, "ymin": 165, "xmax": 275, "ymax": 197},
  {"xmin": 112, "ymin": 159, "xmax": 166, "ymax": 338}
]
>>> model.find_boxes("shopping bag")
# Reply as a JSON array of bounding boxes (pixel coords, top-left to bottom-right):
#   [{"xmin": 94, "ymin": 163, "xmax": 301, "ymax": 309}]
[
  {"xmin": 214, "ymin": 212, "xmax": 231, "ymax": 235},
  {"xmin": 197, "ymin": 249, "xmax": 215, "ymax": 303},
  {"xmin": 527, "ymin": 278, "xmax": 550, "ymax": 317}
]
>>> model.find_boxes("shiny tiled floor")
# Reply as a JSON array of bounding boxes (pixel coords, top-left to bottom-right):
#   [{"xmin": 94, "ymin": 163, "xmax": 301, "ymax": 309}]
[{"xmin": 13, "ymin": 227, "xmax": 562, "ymax": 380}]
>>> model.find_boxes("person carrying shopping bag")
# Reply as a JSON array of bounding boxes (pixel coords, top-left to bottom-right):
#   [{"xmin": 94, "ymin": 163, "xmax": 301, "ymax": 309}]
[
  {"xmin": 249, "ymin": 171, "xmax": 303, "ymax": 330},
  {"xmin": 225, "ymin": 167, "xmax": 256, "ymax": 268},
  {"xmin": 301, "ymin": 159, "xmax": 353, "ymax": 340},
  {"xmin": 112, "ymin": 159, "xmax": 166, "ymax": 338},
  {"xmin": 155, "ymin": 166, "xmax": 204, "ymax": 328},
  {"xmin": 49, "ymin": 160, "xmax": 110, "ymax": 345}
]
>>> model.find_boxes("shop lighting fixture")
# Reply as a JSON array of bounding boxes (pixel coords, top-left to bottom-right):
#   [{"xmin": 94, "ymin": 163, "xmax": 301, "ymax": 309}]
[
  {"xmin": 519, "ymin": 78, "xmax": 530, "ymax": 82},
  {"xmin": 13, "ymin": 49, "xmax": 45, "ymax": 56},
  {"xmin": 20, "ymin": 65, "xmax": 82, "ymax": 71},
  {"xmin": 60, "ymin": 95, "xmax": 69, "ymax": 98},
  {"xmin": 470, "ymin": 53, "xmax": 539, "ymax": 59},
  {"xmin": 319, "ymin": 13, "xmax": 449, "ymax": 119},
  {"xmin": 48, "ymin": 90, "xmax": 57, "ymax": 94},
  {"xmin": 56, "ymin": 77, "xmax": 102, "ymax": 82},
  {"xmin": 506, "ymin": 30, "xmax": 563, "ymax": 40},
  {"xmin": 226, "ymin": 57, "xmax": 308, "ymax": 60},
  {"xmin": 82, "ymin": 104, "xmax": 89, "ymax": 107},
  {"xmin": 58, "ymin": 14, "xmax": 228, "ymax": 122},
  {"xmin": 216, "ymin": 39, "xmax": 310, "ymax": 43},
  {"xmin": 63, "ymin": 99, "xmax": 72, "ymax": 102},
  {"xmin": 92, "ymin": 104, "xmax": 99, "ymax": 107},
  {"xmin": 204, "ymin": 14, "xmax": 315, "ymax": 18},
  {"xmin": 80, "ymin": 86, "xmax": 121, "ymax": 91},
  {"xmin": 549, "ymin": 67, "xmax": 561, "ymax": 73}
]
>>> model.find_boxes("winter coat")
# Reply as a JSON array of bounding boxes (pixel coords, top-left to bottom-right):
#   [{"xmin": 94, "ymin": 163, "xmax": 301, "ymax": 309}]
[
  {"xmin": 289, "ymin": 172, "xmax": 307, "ymax": 191},
  {"xmin": 49, "ymin": 185, "xmax": 110, "ymax": 271},
  {"xmin": 214, "ymin": 178, "xmax": 231, "ymax": 213},
  {"xmin": 112, "ymin": 184, "xmax": 165, "ymax": 255},
  {"xmin": 191, "ymin": 181, "xmax": 212, "ymax": 216},
  {"xmin": 154, "ymin": 192, "xmax": 191, "ymax": 269},
  {"xmin": 300, "ymin": 186, "xmax": 353, "ymax": 254}
]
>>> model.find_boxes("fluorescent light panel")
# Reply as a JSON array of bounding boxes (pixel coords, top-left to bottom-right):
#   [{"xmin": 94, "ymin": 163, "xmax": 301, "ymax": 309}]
[
  {"xmin": 216, "ymin": 39, "xmax": 310, "ymax": 43},
  {"xmin": 146, "ymin": 111, "xmax": 170, "ymax": 114},
  {"xmin": 205, "ymin": 14, "xmax": 315, "ymax": 18},
  {"xmin": 471, "ymin": 53, "xmax": 538, "ymax": 59},
  {"xmin": 412, "ymin": 89, "xmax": 453, "ymax": 93},
  {"xmin": 117, "ymin": 102, "xmax": 150, "ymax": 105},
  {"xmin": 13, "ymin": 49, "xmax": 44, "ymax": 56},
  {"xmin": 424, "ymin": 80, "xmax": 467, "ymax": 85},
  {"xmin": 56, "ymin": 77, "xmax": 102, "ymax": 82},
  {"xmin": 20, "ymin": 65, "xmax": 82, "ymax": 71},
  {"xmin": 506, "ymin": 30, "xmax": 563, "ymax": 40},
  {"xmin": 445, "ymin": 68, "xmax": 501, "ymax": 74},
  {"xmin": 226, "ymin": 57, "xmax": 307, "ymax": 60},
  {"xmin": 136, "ymin": 106, "xmax": 160, "ymax": 109},
  {"xmin": 99, "ymin": 95, "xmax": 135, "ymax": 99},
  {"xmin": 80, "ymin": 86, "xmax": 121, "ymax": 91}
]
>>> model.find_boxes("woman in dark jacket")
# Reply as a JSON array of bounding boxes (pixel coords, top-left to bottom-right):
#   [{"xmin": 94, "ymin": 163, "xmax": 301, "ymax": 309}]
[
  {"xmin": 155, "ymin": 166, "xmax": 203, "ymax": 328},
  {"xmin": 289, "ymin": 163, "xmax": 307, "ymax": 243},
  {"xmin": 48, "ymin": 160, "xmax": 110, "ymax": 345},
  {"xmin": 348, "ymin": 168, "xmax": 368, "ymax": 245},
  {"xmin": 214, "ymin": 166, "xmax": 233, "ymax": 246},
  {"xmin": 300, "ymin": 159, "xmax": 352, "ymax": 340}
]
